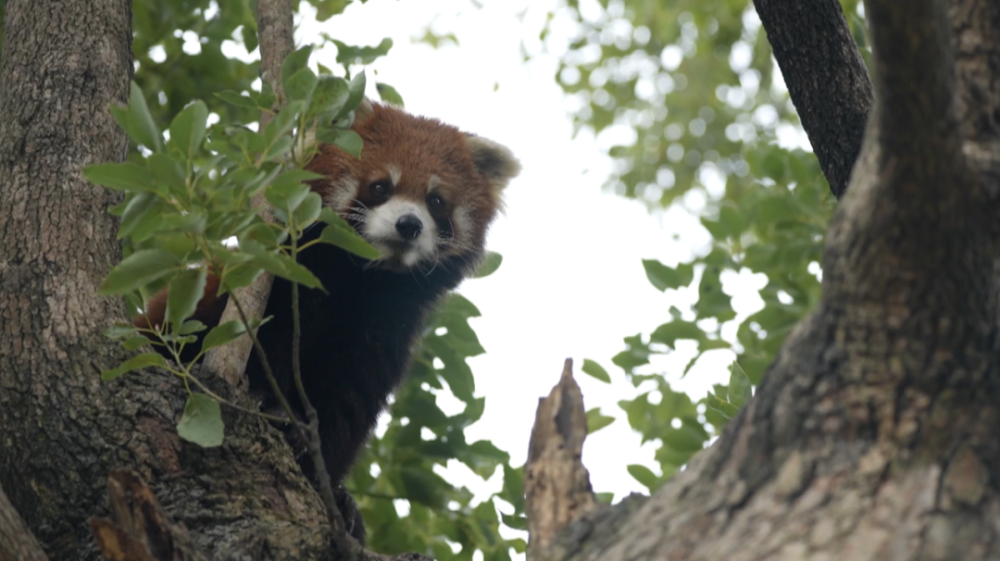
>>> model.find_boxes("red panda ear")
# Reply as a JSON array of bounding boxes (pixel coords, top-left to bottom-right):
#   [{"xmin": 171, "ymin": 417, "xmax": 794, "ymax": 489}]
[
  {"xmin": 353, "ymin": 97, "xmax": 375, "ymax": 126},
  {"xmin": 465, "ymin": 135, "xmax": 521, "ymax": 197}
]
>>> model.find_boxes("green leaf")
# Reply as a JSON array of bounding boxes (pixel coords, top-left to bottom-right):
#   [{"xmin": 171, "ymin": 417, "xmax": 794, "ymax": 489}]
[
  {"xmin": 148, "ymin": 153, "xmax": 187, "ymax": 196},
  {"xmin": 241, "ymin": 24, "xmax": 259, "ymax": 54},
  {"xmin": 704, "ymin": 393, "xmax": 739, "ymax": 420},
  {"xmin": 83, "ymin": 162, "xmax": 154, "ymax": 192},
  {"xmin": 317, "ymin": 209, "xmax": 381, "ymax": 259},
  {"xmin": 332, "ymin": 38, "xmax": 393, "ymax": 66},
  {"xmin": 117, "ymin": 193, "xmax": 164, "ymax": 241},
  {"xmin": 265, "ymin": 179, "xmax": 311, "ymax": 214},
  {"xmin": 701, "ymin": 217, "xmax": 727, "ymax": 240},
  {"xmin": 214, "ymin": 90, "xmax": 259, "ymax": 110},
  {"xmin": 313, "ymin": 0, "xmax": 350, "ymax": 21},
  {"xmin": 311, "ymin": 76, "xmax": 350, "ymax": 118},
  {"xmin": 293, "ymin": 192, "xmax": 323, "ymax": 226},
  {"xmin": 662, "ymin": 419, "xmax": 709, "ymax": 453},
  {"xmin": 471, "ymin": 251, "xmax": 503, "ymax": 279},
  {"xmin": 340, "ymin": 70, "xmax": 367, "ymax": 120},
  {"xmin": 261, "ymin": 136, "xmax": 294, "ymax": 162},
  {"xmin": 316, "ymin": 128, "xmax": 363, "ymax": 157},
  {"xmin": 459, "ymin": 440, "xmax": 511, "ymax": 478},
  {"xmin": 285, "ymin": 67, "xmax": 318, "ymax": 103},
  {"xmin": 122, "ymin": 335, "xmax": 153, "ymax": 351},
  {"xmin": 719, "ymin": 202, "xmax": 745, "ymax": 238},
  {"xmin": 649, "ymin": 320, "xmax": 704, "ymax": 349},
  {"xmin": 281, "ymin": 45, "xmax": 313, "ymax": 87},
  {"xmin": 271, "ymin": 169, "xmax": 325, "ymax": 187},
  {"xmin": 240, "ymin": 240, "xmax": 324, "ymax": 289},
  {"xmin": 169, "ymin": 100, "xmax": 208, "ymax": 160},
  {"xmin": 581, "ymin": 358, "xmax": 611, "ymax": 383},
  {"xmin": 220, "ymin": 264, "xmax": 263, "ymax": 292},
  {"xmin": 585, "ymin": 407, "xmax": 615, "ymax": 434},
  {"xmin": 101, "ymin": 352, "xmax": 165, "ymax": 381},
  {"xmin": 400, "ymin": 467, "xmax": 449, "ymax": 508},
  {"xmin": 642, "ymin": 260, "xmax": 693, "ymax": 291},
  {"xmin": 104, "ymin": 324, "xmax": 139, "ymax": 339},
  {"xmin": 177, "ymin": 393, "xmax": 224, "ymax": 447},
  {"xmin": 100, "ymin": 249, "xmax": 179, "ymax": 295},
  {"xmin": 727, "ymin": 361, "xmax": 753, "ymax": 408},
  {"xmin": 200, "ymin": 320, "xmax": 247, "ymax": 353},
  {"xmin": 595, "ymin": 492, "xmax": 615, "ymax": 504},
  {"xmin": 265, "ymin": 100, "xmax": 306, "ymax": 143},
  {"xmin": 499, "ymin": 464, "xmax": 525, "ymax": 513},
  {"xmin": 500, "ymin": 513, "xmax": 527, "ymax": 531},
  {"xmin": 376, "ymin": 82, "xmax": 404, "ymax": 106},
  {"xmin": 127, "ymin": 81, "xmax": 162, "ymax": 152},
  {"xmin": 627, "ymin": 464, "xmax": 659, "ymax": 491},
  {"xmin": 179, "ymin": 320, "xmax": 207, "ymax": 335},
  {"xmin": 165, "ymin": 267, "xmax": 208, "ymax": 332}
]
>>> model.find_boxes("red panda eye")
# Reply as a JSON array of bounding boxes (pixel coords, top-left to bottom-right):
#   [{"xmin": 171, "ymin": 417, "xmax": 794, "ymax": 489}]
[
  {"xmin": 427, "ymin": 193, "xmax": 445, "ymax": 211},
  {"xmin": 369, "ymin": 181, "xmax": 391, "ymax": 198}
]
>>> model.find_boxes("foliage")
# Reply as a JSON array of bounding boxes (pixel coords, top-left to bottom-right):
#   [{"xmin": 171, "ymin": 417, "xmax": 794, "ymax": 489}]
[
  {"xmin": 543, "ymin": 0, "xmax": 863, "ymax": 491},
  {"xmin": 90, "ymin": 48, "xmax": 374, "ymax": 444},
  {"xmin": 84, "ymin": 1, "xmax": 524, "ymax": 558}
]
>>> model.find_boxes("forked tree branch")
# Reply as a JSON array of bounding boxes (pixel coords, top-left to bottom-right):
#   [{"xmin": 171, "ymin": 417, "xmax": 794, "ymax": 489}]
[
  {"xmin": 201, "ymin": 0, "xmax": 292, "ymax": 386},
  {"xmin": 753, "ymin": 0, "xmax": 873, "ymax": 199}
]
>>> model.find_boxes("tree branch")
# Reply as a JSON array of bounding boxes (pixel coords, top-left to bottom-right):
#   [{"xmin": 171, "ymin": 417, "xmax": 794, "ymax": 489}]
[
  {"xmin": 90, "ymin": 470, "xmax": 209, "ymax": 561},
  {"xmin": 201, "ymin": 0, "xmax": 294, "ymax": 386},
  {"xmin": 0, "ymin": 483, "xmax": 48, "ymax": 561},
  {"xmin": 525, "ymin": 359, "xmax": 596, "ymax": 557},
  {"xmin": 753, "ymin": 0, "xmax": 873, "ymax": 199}
]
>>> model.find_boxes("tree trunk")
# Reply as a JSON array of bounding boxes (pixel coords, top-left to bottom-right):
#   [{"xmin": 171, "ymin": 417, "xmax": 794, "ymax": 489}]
[
  {"xmin": 529, "ymin": 0, "xmax": 1000, "ymax": 559},
  {"xmin": 0, "ymin": 484, "xmax": 48, "ymax": 561},
  {"xmin": 0, "ymin": 2, "xmax": 333, "ymax": 560}
]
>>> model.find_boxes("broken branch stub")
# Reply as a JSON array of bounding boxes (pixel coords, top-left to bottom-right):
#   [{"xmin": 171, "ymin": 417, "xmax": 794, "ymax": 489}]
[
  {"xmin": 525, "ymin": 359, "xmax": 597, "ymax": 557},
  {"xmin": 90, "ymin": 469, "xmax": 208, "ymax": 561}
]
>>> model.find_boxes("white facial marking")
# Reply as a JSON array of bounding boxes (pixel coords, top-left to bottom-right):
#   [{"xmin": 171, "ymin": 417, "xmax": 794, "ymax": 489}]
[
  {"xmin": 363, "ymin": 198, "xmax": 439, "ymax": 268},
  {"xmin": 387, "ymin": 165, "xmax": 402, "ymax": 187},
  {"xmin": 427, "ymin": 175, "xmax": 442, "ymax": 190},
  {"xmin": 451, "ymin": 206, "xmax": 473, "ymax": 255},
  {"xmin": 322, "ymin": 176, "xmax": 360, "ymax": 214}
]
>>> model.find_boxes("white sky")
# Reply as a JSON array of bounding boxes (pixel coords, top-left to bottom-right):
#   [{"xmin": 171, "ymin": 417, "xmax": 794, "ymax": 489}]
[{"xmin": 285, "ymin": 0, "xmax": 776, "ymax": 547}]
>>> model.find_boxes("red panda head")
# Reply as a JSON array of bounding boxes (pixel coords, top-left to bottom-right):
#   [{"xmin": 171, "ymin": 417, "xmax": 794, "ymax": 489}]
[{"xmin": 308, "ymin": 101, "xmax": 520, "ymax": 271}]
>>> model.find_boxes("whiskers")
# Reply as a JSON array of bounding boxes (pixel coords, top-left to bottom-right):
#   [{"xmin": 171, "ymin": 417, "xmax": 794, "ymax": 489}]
[{"xmin": 336, "ymin": 200, "xmax": 479, "ymax": 278}]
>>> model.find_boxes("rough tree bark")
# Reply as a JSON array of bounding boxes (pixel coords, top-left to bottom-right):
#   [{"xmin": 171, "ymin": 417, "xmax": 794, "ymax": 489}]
[
  {"xmin": 0, "ymin": 1, "xmax": 334, "ymax": 559},
  {"xmin": 753, "ymin": 0, "xmax": 873, "ymax": 200},
  {"xmin": 529, "ymin": 0, "xmax": 1000, "ymax": 559},
  {"xmin": 0, "ymin": 2, "xmax": 440, "ymax": 560},
  {"xmin": 0, "ymin": 484, "xmax": 48, "ymax": 561}
]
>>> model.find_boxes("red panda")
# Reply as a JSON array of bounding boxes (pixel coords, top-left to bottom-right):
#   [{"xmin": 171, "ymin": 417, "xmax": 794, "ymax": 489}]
[{"xmin": 135, "ymin": 100, "xmax": 520, "ymax": 541}]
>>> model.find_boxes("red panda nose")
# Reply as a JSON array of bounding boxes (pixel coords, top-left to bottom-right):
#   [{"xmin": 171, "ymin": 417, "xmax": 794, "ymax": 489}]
[{"xmin": 395, "ymin": 214, "xmax": 423, "ymax": 240}]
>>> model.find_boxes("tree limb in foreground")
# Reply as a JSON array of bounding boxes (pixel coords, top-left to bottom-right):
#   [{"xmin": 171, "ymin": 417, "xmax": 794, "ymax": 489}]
[
  {"xmin": 530, "ymin": 1, "xmax": 1000, "ymax": 558},
  {"xmin": 753, "ymin": 0, "xmax": 873, "ymax": 200},
  {"xmin": 525, "ymin": 359, "xmax": 596, "ymax": 556}
]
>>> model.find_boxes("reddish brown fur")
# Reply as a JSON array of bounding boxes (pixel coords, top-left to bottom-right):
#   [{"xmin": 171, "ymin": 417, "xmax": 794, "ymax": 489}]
[
  {"xmin": 131, "ymin": 101, "xmax": 518, "ymax": 544},
  {"xmin": 134, "ymin": 271, "xmax": 224, "ymax": 332},
  {"xmin": 137, "ymin": 104, "xmax": 503, "ymax": 332},
  {"xmin": 309, "ymin": 103, "xmax": 501, "ymax": 252}
]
